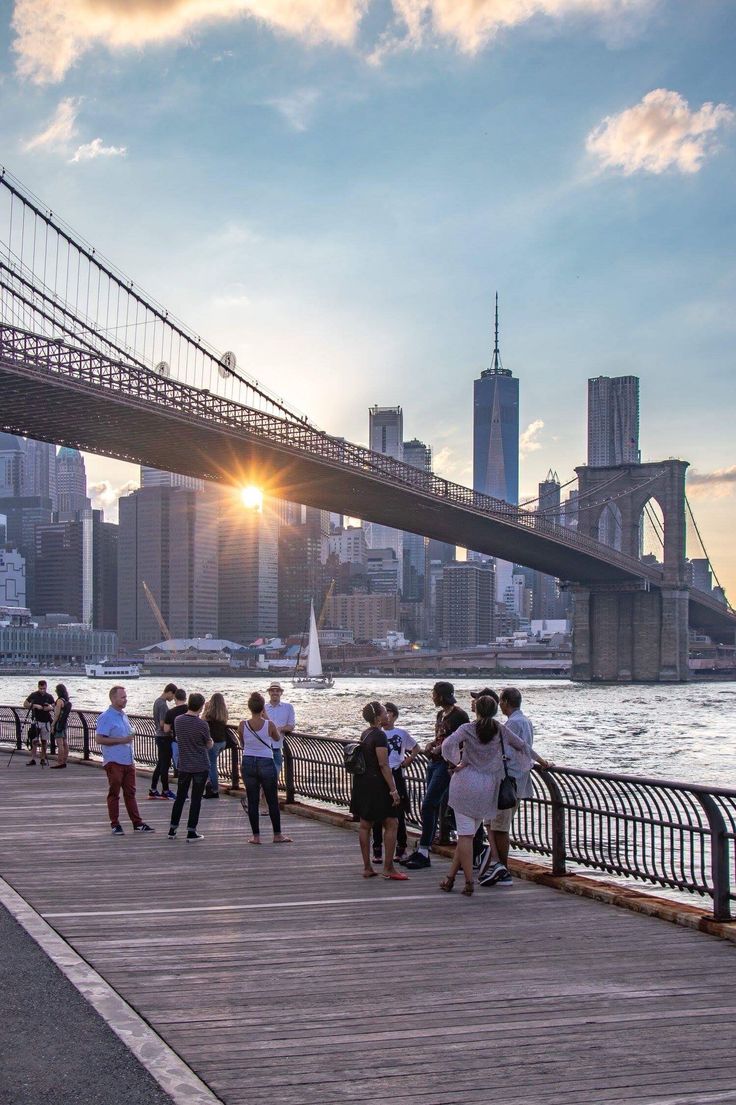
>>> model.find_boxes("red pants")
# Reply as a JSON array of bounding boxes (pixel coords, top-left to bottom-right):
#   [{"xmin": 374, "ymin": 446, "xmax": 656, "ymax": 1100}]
[{"xmin": 105, "ymin": 762, "xmax": 143, "ymax": 827}]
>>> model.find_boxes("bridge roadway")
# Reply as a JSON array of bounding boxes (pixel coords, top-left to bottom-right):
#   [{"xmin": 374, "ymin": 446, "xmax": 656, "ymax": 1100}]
[
  {"xmin": 1, "ymin": 759, "xmax": 735, "ymax": 1105},
  {"xmin": 0, "ymin": 324, "xmax": 733, "ymax": 639}
]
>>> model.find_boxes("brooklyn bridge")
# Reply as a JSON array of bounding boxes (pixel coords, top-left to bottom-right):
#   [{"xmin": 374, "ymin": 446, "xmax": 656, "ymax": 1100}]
[{"xmin": 0, "ymin": 167, "xmax": 733, "ymax": 681}]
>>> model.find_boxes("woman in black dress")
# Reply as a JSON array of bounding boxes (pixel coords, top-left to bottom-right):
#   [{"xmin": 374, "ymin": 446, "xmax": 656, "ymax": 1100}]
[{"xmin": 350, "ymin": 701, "xmax": 408, "ymax": 881}]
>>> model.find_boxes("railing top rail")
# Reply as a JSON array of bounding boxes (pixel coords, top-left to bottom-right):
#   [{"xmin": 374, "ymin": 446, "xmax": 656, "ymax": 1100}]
[{"xmin": 3, "ymin": 706, "xmax": 733, "ymax": 800}]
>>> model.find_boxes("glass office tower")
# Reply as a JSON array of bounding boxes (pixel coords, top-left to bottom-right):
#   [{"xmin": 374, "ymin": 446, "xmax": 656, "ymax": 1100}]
[{"xmin": 473, "ymin": 298, "xmax": 519, "ymax": 505}]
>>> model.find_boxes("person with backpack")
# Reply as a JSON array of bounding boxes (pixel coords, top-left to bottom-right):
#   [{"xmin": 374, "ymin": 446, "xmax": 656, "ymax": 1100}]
[
  {"xmin": 50, "ymin": 683, "xmax": 72, "ymax": 769},
  {"xmin": 349, "ymin": 701, "xmax": 408, "ymax": 882},
  {"xmin": 238, "ymin": 692, "xmax": 292, "ymax": 845}
]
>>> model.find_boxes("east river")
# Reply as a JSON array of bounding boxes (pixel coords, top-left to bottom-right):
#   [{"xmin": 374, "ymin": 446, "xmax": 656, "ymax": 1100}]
[{"xmin": 1, "ymin": 675, "xmax": 734, "ymax": 790}]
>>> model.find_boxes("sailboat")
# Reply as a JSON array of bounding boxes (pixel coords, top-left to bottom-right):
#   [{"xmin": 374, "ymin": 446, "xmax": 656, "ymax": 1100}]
[{"xmin": 292, "ymin": 600, "xmax": 335, "ymax": 690}]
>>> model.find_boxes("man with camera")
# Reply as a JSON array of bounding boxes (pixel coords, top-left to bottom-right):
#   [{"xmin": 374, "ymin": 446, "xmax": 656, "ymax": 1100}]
[{"xmin": 23, "ymin": 679, "xmax": 54, "ymax": 766}]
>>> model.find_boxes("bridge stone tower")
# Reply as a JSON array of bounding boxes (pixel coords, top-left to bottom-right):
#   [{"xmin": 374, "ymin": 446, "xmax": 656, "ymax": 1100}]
[{"xmin": 571, "ymin": 460, "xmax": 690, "ymax": 682}]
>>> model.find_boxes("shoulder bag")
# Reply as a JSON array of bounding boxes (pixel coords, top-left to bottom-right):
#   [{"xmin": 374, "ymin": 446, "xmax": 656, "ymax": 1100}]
[{"xmin": 497, "ymin": 728, "xmax": 518, "ymax": 810}]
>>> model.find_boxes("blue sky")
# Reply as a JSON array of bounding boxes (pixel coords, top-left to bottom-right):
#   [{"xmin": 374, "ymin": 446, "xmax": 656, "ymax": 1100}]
[{"xmin": 1, "ymin": 0, "xmax": 734, "ymax": 594}]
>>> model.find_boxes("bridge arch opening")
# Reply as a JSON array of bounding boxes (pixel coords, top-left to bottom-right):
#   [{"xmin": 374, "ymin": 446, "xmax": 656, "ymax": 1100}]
[
  {"xmin": 639, "ymin": 495, "xmax": 665, "ymax": 565},
  {"xmin": 597, "ymin": 501, "xmax": 623, "ymax": 551}
]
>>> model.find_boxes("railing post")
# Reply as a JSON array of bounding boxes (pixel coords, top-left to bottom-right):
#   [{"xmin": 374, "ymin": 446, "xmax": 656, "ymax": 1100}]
[
  {"xmin": 694, "ymin": 792, "xmax": 731, "ymax": 923},
  {"xmin": 80, "ymin": 712, "xmax": 91, "ymax": 761},
  {"xmin": 229, "ymin": 738, "xmax": 241, "ymax": 791},
  {"xmin": 283, "ymin": 739, "xmax": 296, "ymax": 804},
  {"xmin": 537, "ymin": 768, "xmax": 567, "ymax": 876}
]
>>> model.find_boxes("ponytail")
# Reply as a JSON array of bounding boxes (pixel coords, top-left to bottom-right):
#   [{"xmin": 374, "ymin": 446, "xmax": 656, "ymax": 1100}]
[{"xmin": 475, "ymin": 695, "xmax": 500, "ymax": 744}]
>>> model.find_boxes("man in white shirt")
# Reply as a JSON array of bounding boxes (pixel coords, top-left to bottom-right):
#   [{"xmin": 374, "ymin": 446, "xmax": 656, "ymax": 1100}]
[
  {"xmin": 96, "ymin": 685, "xmax": 154, "ymax": 836},
  {"xmin": 480, "ymin": 686, "xmax": 548, "ymax": 888},
  {"xmin": 263, "ymin": 682, "xmax": 295, "ymax": 777}
]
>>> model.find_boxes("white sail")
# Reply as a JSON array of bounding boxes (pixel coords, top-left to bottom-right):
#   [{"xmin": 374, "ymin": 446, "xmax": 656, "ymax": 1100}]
[{"xmin": 305, "ymin": 600, "xmax": 323, "ymax": 678}]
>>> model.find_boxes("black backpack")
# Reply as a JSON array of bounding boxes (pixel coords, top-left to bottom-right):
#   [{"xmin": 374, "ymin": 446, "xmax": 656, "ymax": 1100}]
[{"xmin": 343, "ymin": 740, "xmax": 366, "ymax": 776}]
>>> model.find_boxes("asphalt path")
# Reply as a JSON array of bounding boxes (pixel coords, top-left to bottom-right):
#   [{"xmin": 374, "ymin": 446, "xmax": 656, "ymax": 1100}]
[{"xmin": 0, "ymin": 903, "xmax": 174, "ymax": 1105}]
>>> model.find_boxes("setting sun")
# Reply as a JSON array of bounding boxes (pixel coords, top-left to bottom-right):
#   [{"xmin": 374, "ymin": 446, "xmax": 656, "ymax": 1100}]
[{"xmin": 240, "ymin": 485, "xmax": 264, "ymax": 511}]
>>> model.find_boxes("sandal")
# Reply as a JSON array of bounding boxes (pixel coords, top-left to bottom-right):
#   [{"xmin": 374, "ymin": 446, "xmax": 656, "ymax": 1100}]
[
  {"xmin": 462, "ymin": 880, "xmax": 474, "ymax": 897},
  {"xmin": 439, "ymin": 876, "xmax": 456, "ymax": 893}
]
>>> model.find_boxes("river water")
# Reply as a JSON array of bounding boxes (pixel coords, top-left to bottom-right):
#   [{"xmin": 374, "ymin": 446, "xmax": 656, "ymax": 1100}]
[{"xmin": 1, "ymin": 675, "xmax": 734, "ymax": 790}]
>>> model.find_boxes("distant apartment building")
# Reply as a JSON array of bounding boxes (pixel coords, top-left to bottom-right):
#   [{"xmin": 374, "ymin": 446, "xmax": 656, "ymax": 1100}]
[
  {"xmin": 402, "ymin": 438, "xmax": 431, "ymax": 607},
  {"xmin": 34, "ymin": 514, "xmax": 93, "ymax": 625},
  {"xmin": 92, "ymin": 510, "xmax": 118, "ymax": 631},
  {"xmin": 278, "ymin": 507, "xmax": 329, "ymax": 638},
  {"xmin": 438, "ymin": 561, "xmax": 495, "ymax": 649},
  {"xmin": 366, "ymin": 547, "xmax": 400, "ymax": 595},
  {"xmin": 117, "ymin": 485, "xmax": 219, "ymax": 648},
  {"xmin": 0, "ymin": 548, "xmax": 26, "ymax": 607},
  {"xmin": 325, "ymin": 525, "xmax": 367, "ymax": 565},
  {"xmin": 687, "ymin": 558, "xmax": 713, "ymax": 595},
  {"xmin": 324, "ymin": 593, "xmax": 400, "ymax": 642},
  {"xmin": 56, "ymin": 447, "xmax": 90, "ymax": 515},
  {"xmin": 140, "ymin": 466, "xmax": 205, "ymax": 491},
  {"xmin": 364, "ymin": 406, "xmax": 403, "ymax": 588},
  {"xmin": 587, "ymin": 376, "xmax": 640, "ymax": 467}
]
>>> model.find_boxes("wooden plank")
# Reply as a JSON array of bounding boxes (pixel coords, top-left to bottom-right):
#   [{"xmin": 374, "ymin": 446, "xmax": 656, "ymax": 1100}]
[{"xmin": 1, "ymin": 759, "xmax": 735, "ymax": 1105}]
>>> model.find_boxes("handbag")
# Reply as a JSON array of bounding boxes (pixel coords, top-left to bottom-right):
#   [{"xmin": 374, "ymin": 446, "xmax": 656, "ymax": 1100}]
[
  {"xmin": 343, "ymin": 740, "xmax": 366, "ymax": 776},
  {"xmin": 497, "ymin": 729, "xmax": 518, "ymax": 810}
]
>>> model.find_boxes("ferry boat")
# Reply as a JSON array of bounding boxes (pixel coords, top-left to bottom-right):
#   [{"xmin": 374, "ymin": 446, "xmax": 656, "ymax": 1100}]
[{"xmin": 84, "ymin": 659, "xmax": 143, "ymax": 679}]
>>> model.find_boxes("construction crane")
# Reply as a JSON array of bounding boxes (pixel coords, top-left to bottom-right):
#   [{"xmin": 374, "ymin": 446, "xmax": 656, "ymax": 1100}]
[
  {"xmin": 317, "ymin": 579, "xmax": 336, "ymax": 631},
  {"xmin": 141, "ymin": 580, "xmax": 175, "ymax": 647}
]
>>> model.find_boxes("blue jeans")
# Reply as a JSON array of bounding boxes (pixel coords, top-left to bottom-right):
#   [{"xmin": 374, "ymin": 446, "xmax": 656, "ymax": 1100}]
[
  {"xmin": 419, "ymin": 760, "xmax": 450, "ymax": 849},
  {"xmin": 242, "ymin": 756, "xmax": 281, "ymax": 836},
  {"xmin": 207, "ymin": 741, "xmax": 227, "ymax": 793},
  {"xmin": 273, "ymin": 747, "xmax": 283, "ymax": 777}
]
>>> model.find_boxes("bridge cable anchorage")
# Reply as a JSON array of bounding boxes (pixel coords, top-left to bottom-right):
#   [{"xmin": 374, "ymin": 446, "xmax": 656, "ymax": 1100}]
[
  {"xmin": 686, "ymin": 496, "xmax": 733, "ymax": 611},
  {"xmin": 0, "ymin": 167, "xmax": 312, "ymax": 427}
]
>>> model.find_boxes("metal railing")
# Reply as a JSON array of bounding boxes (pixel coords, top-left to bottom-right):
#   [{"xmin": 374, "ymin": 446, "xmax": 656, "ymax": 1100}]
[{"xmin": 2, "ymin": 707, "xmax": 734, "ymax": 922}]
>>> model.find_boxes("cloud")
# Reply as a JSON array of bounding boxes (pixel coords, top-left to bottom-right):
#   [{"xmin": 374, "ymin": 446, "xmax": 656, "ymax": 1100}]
[
  {"xmin": 586, "ymin": 89, "xmax": 735, "ymax": 176},
  {"xmin": 11, "ymin": 0, "xmax": 660, "ymax": 81},
  {"xmin": 687, "ymin": 465, "xmax": 736, "ymax": 500},
  {"xmin": 89, "ymin": 478, "xmax": 138, "ymax": 520},
  {"xmin": 11, "ymin": 0, "xmax": 366, "ymax": 84},
  {"xmin": 70, "ymin": 137, "xmax": 127, "ymax": 162},
  {"xmin": 385, "ymin": 0, "xmax": 656, "ymax": 55},
  {"xmin": 22, "ymin": 96, "xmax": 79, "ymax": 150},
  {"xmin": 212, "ymin": 282, "xmax": 252, "ymax": 308},
  {"xmin": 265, "ymin": 88, "xmax": 321, "ymax": 132},
  {"xmin": 520, "ymin": 418, "xmax": 544, "ymax": 457}
]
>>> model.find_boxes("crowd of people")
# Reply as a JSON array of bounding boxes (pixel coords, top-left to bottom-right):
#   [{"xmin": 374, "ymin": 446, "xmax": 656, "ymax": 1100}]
[
  {"xmin": 20, "ymin": 676, "xmax": 550, "ymax": 891},
  {"xmin": 349, "ymin": 680, "xmax": 551, "ymax": 895},
  {"xmin": 22, "ymin": 677, "xmax": 295, "ymax": 843}
]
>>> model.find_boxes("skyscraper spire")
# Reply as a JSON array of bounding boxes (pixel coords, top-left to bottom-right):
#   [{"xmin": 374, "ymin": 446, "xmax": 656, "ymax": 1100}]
[{"xmin": 491, "ymin": 291, "xmax": 502, "ymax": 373}]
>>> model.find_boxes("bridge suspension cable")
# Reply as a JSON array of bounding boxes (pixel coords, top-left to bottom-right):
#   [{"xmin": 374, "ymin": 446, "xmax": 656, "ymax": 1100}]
[
  {"xmin": 0, "ymin": 166, "xmax": 312, "ymax": 426},
  {"xmin": 685, "ymin": 496, "xmax": 732, "ymax": 610}
]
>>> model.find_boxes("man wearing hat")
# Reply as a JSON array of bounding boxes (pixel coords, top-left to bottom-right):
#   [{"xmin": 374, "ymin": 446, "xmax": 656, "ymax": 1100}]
[
  {"xmin": 402, "ymin": 681, "xmax": 469, "ymax": 870},
  {"xmin": 263, "ymin": 682, "xmax": 295, "ymax": 776}
]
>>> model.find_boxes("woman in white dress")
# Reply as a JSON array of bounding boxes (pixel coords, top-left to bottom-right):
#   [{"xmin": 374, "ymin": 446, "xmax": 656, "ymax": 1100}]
[{"xmin": 440, "ymin": 696, "xmax": 550, "ymax": 896}]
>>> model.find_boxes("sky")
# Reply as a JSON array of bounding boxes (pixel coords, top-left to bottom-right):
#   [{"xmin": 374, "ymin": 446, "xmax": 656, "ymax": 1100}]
[{"xmin": 0, "ymin": 0, "xmax": 734, "ymax": 597}]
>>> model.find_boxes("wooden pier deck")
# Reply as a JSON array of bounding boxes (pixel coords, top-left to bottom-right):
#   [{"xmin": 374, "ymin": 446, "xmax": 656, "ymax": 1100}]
[{"xmin": 1, "ymin": 758, "xmax": 735, "ymax": 1105}]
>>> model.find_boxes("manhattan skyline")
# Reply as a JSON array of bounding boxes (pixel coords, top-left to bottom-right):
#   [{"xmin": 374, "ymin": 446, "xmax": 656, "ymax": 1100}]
[{"xmin": 1, "ymin": 0, "xmax": 734, "ymax": 596}]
